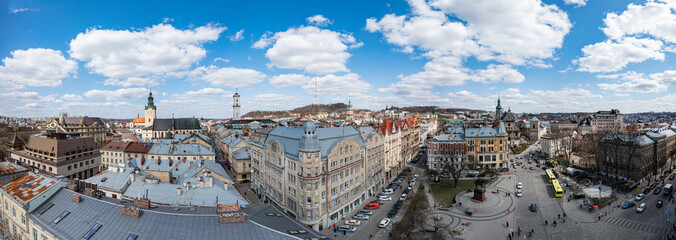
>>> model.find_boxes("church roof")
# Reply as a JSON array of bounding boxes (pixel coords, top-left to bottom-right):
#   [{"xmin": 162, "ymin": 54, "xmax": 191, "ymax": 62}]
[
  {"xmin": 133, "ymin": 117, "xmax": 145, "ymax": 123},
  {"xmin": 147, "ymin": 118, "xmax": 201, "ymax": 131}
]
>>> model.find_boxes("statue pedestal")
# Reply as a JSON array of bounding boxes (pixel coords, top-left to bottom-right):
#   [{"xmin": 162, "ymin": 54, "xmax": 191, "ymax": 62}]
[{"xmin": 471, "ymin": 188, "xmax": 487, "ymax": 203}]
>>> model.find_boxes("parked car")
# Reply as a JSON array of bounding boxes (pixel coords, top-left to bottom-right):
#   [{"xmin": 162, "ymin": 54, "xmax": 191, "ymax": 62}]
[
  {"xmin": 516, "ymin": 190, "xmax": 522, "ymax": 197},
  {"xmin": 530, "ymin": 203, "xmax": 537, "ymax": 212},
  {"xmin": 622, "ymin": 201, "xmax": 636, "ymax": 209},
  {"xmin": 394, "ymin": 201, "xmax": 402, "ymax": 209},
  {"xmin": 358, "ymin": 209, "xmax": 373, "ymax": 215},
  {"xmin": 517, "ymin": 182, "xmax": 523, "ymax": 189},
  {"xmin": 635, "ymin": 194, "xmax": 645, "ymax": 201},
  {"xmin": 403, "ymin": 189, "xmax": 410, "ymax": 194},
  {"xmin": 383, "ymin": 189, "xmax": 394, "ymax": 195},
  {"xmin": 636, "ymin": 203, "xmax": 647, "ymax": 213},
  {"xmin": 657, "ymin": 200, "xmax": 663, "ymax": 208},
  {"xmin": 654, "ymin": 188, "xmax": 662, "ymax": 195},
  {"xmin": 643, "ymin": 187, "xmax": 652, "ymax": 194},
  {"xmin": 370, "ymin": 200, "xmax": 384, "ymax": 205},
  {"xmin": 353, "ymin": 214, "xmax": 370, "ymax": 220},
  {"xmin": 365, "ymin": 203, "xmax": 380, "ymax": 209},
  {"xmin": 388, "ymin": 209, "xmax": 398, "ymax": 218},
  {"xmin": 378, "ymin": 218, "xmax": 391, "ymax": 228},
  {"xmin": 337, "ymin": 225, "xmax": 357, "ymax": 232},
  {"xmin": 345, "ymin": 220, "xmax": 361, "ymax": 226},
  {"xmin": 670, "ymin": 174, "xmax": 675, "ymax": 180},
  {"xmin": 400, "ymin": 193, "xmax": 407, "ymax": 199},
  {"xmin": 529, "ymin": 166, "xmax": 534, "ymax": 170},
  {"xmin": 414, "ymin": 174, "xmax": 420, "ymax": 178},
  {"xmin": 379, "ymin": 196, "xmax": 392, "ymax": 201}
]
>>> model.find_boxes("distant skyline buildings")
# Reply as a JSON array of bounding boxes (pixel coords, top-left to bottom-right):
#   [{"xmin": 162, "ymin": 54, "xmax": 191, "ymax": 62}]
[{"xmin": 3, "ymin": 0, "xmax": 676, "ymax": 118}]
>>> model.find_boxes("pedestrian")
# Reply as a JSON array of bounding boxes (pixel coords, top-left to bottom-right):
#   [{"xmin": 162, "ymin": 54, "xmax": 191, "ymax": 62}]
[
  {"xmin": 553, "ymin": 220, "xmax": 557, "ymax": 226},
  {"xmin": 531, "ymin": 229, "xmax": 534, "ymax": 234},
  {"xmin": 370, "ymin": 234, "xmax": 372, "ymax": 238},
  {"xmin": 545, "ymin": 220, "xmax": 548, "ymax": 225},
  {"xmin": 558, "ymin": 214, "xmax": 560, "ymax": 219},
  {"xmin": 563, "ymin": 218, "xmax": 566, "ymax": 223},
  {"xmin": 506, "ymin": 221, "xmax": 509, "ymax": 227},
  {"xmin": 508, "ymin": 208, "xmax": 510, "ymax": 213},
  {"xmin": 563, "ymin": 213, "xmax": 566, "ymax": 218}
]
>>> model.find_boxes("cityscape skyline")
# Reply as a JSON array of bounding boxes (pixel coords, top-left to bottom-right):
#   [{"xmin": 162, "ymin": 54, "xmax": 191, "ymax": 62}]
[{"xmin": 3, "ymin": 0, "xmax": 676, "ymax": 118}]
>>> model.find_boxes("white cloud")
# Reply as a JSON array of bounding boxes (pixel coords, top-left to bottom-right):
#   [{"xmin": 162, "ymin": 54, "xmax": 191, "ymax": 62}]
[
  {"xmin": 230, "ymin": 29, "xmax": 244, "ymax": 41},
  {"xmin": 492, "ymin": 87, "xmax": 603, "ymax": 112},
  {"xmin": 213, "ymin": 58, "xmax": 230, "ymax": 63},
  {"xmin": 0, "ymin": 48, "xmax": 77, "ymax": 89},
  {"xmin": 306, "ymin": 15, "xmax": 333, "ymax": 26},
  {"xmin": 575, "ymin": 0, "xmax": 676, "ymax": 72},
  {"xmin": 189, "ymin": 65, "xmax": 267, "ymax": 88},
  {"xmin": 269, "ymin": 74, "xmax": 310, "ymax": 88},
  {"xmin": 162, "ymin": 17, "xmax": 174, "ymax": 23},
  {"xmin": 301, "ymin": 73, "xmax": 371, "ymax": 95},
  {"xmin": 84, "ymin": 88, "xmax": 150, "ymax": 100},
  {"xmin": 69, "ymin": 23, "xmax": 225, "ymax": 87},
  {"xmin": 575, "ymin": 37, "xmax": 664, "ymax": 73},
  {"xmin": 563, "ymin": 0, "xmax": 587, "ymax": 7},
  {"xmin": 103, "ymin": 77, "xmax": 159, "ymax": 88},
  {"xmin": 184, "ymin": 88, "xmax": 230, "ymax": 97},
  {"xmin": 367, "ymin": 0, "xmax": 570, "ymax": 95},
  {"xmin": 253, "ymin": 26, "xmax": 360, "ymax": 74},
  {"xmin": 650, "ymin": 70, "xmax": 676, "ymax": 86},
  {"xmin": 597, "ymin": 71, "xmax": 668, "ymax": 93},
  {"xmin": 62, "ymin": 94, "xmax": 84, "ymax": 101},
  {"xmin": 9, "ymin": 8, "xmax": 38, "ymax": 14}
]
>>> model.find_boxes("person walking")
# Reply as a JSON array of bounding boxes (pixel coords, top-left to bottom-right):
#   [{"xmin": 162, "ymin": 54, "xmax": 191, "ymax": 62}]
[
  {"xmin": 553, "ymin": 220, "xmax": 557, "ymax": 226},
  {"xmin": 506, "ymin": 221, "xmax": 509, "ymax": 227},
  {"xmin": 563, "ymin": 213, "xmax": 566, "ymax": 218},
  {"xmin": 545, "ymin": 220, "xmax": 548, "ymax": 226},
  {"xmin": 558, "ymin": 214, "xmax": 561, "ymax": 219}
]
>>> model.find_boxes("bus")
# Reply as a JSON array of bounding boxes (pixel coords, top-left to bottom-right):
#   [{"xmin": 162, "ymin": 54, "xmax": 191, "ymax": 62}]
[
  {"xmin": 545, "ymin": 169, "xmax": 556, "ymax": 183},
  {"xmin": 551, "ymin": 179, "xmax": 564, "ymax": 198}
]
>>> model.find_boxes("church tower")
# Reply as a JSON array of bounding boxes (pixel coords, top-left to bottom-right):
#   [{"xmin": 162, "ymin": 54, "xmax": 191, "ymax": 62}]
[
  {"xmin": 145, "ymin": 91, "xmax": 157, "ymax": 127},
  {"xmin": 233, "ymin": 89, "xmax": 241, "ymax": 120},
  {"xmin": 495, "ymin": 97, "xmax": 503, "ymax": 120}
]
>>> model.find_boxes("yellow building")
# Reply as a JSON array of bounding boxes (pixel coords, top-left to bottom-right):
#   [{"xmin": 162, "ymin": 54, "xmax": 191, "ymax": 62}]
[
  {"xmin": 465, "ymin": 122, "xmax": 510, "ymax": 169},
  {"xmin": 0, "ymin": 172, "xmax": 67, "ymax": 240}
]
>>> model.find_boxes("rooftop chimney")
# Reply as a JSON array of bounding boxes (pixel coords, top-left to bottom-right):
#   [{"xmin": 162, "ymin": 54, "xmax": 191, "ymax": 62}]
[
  {"xmin": 190, "ymin": 162, "xmax": 194, "ymax": 168},
  {"xmin": 177, "ymin": 187, "xmax": 182, "ymax": 196}
]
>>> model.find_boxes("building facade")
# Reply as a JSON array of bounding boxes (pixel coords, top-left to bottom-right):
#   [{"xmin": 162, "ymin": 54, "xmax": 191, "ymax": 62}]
[
  {"xmin": 359, "ymin": 127, "xmax": 385, "ymax": 198},
  {"xmin": 10, "ymin": 132, "xmax": 101, "ymax": 179},
  {"xmin": 257, "ymin": 121, "xmax": 366, "ymax": 231},
  {"xmin": 45, "ymin": 114, "xmax": 107, "ymax": 146},
  {"xmin": 465, "ymin": 122, "xmax": 509, "ymax": 169},
  {"xmin": 427, "ymin": 128, "xmax": 466, "ymax": 171},
  {"xmin": 141, "ymin": 91, "xmax": 203, "ymax": 140}
]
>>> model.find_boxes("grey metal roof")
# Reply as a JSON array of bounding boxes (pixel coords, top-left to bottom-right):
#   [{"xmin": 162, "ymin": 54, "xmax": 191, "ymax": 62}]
[
  {"xmin": 267, "ymin": 126, "xmax": 364, "ymax": 159},
  {"xmin": 150, "ymin": 118, "xmax": 201, "ymax": 131},
  {"xmin": 30, "ymin": 188, "xmax": 323, "ymax": 240},
  {"xmin": 465, "ymin": 124, "xmax": 505, "ymax": 138},
  {"xmin": 148, "ymin": 143, "xmax": 214, "ymax": 155},
  {"xmin": 233, "ymin": 148, "xmax": 250, "ymax": 160}
]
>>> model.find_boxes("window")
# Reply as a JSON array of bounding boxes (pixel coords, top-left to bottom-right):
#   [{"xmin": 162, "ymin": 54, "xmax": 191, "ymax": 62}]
[
  {"xmin": 127, "ymin": 234, "xmax": 138, "ymax": 240},
  {"xmin": 12, "ymin": 207, "xmax": 16, "ymax": 217},
  {"xmin": 52, "ymin": 211, "xmax": 70, "ymax": 224},
  {"xmin": 21, "ymin": 214, "xmax": 25, "ymax": 224},
  {"xmin": 82, "ymin": 224, "xmax": 102, "ymax": 239}
]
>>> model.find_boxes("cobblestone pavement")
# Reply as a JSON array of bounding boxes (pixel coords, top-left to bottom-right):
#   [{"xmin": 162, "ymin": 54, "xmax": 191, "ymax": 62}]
[{"xmin": 419, "ymin": 141, "xmax": 669, "ymax": 240}]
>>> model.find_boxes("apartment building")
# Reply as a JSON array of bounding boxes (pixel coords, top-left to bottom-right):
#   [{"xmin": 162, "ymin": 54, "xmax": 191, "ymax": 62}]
[
  {"xmin": 427, "ymin": 126, "xmax": 466, "ymax": 171},
  {"xmin": 359, "ymin": 127, "xmax": 385, "ymax": 197},
  {"xmin": 465, "ymin": 122, "xmax": 509, "ymax": 169},
  {"xmin": 376, "ymin": 120, "xmax": 402, "ymax": 179},
  {"xmin": 45, "ymin": 114, "xmax": 108, "ymax": 146},
  {"xmin": 11, "ymin": 132, "xmax": 101, "ymax": 179},
  {"xmin": 257, "ymin": 121, "xmax": 365, "ymax": 231},
  {"xmin": 0, "ymin": 172, "xmax": 67, "ymax": 240}
]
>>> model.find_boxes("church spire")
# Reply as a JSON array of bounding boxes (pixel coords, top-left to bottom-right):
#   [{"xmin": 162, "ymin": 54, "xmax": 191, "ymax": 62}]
[{"xmin": 146, "ymin": 91, "xmax": 156, "ymax": 110}]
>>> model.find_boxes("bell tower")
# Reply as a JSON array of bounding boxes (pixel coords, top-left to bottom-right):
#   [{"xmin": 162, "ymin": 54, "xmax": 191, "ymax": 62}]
[
  {"xmin": 145, "ymin": 91, "xmax": 157, "ymax": 127},
  {"xmin": 233, "ymin": 89, "xmax": 241, "ymax": 120}
]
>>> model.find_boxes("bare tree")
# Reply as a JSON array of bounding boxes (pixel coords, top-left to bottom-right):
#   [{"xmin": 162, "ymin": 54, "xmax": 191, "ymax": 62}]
[
  {"xmin": 440, "ymin": 156, "xmax": 468, "ymax": 188},
  {"xmin": 551, "ymin": 130, "xmax": 574, "ymax": 166},
  {"xmin": 392, "ymin": 217, "xmax": 415, "ymax": 240}
]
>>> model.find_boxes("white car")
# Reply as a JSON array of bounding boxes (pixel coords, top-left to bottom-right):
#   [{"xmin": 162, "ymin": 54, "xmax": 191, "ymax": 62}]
[
  {"xmin": 383, "ymin": 189, "xmax": 394, "ymax": 195},
  {"xmin": 516, "ymin": 190, "xmax": 522, "ymax": 197},
  {"xmin": 345, "ymin": 219, "xmax": 361, "ymax": 226},
  {"xmin": 635, "ymin": 194, "xmax": 645, "ymax": 201},
  {"xmin": 379, "ymin": 195, "xmax": 392, "ymax": 201},
  {"xmin": 399, "ymin": 193, "xmax": 407, "ymax": 201},
  {"xmin": 636, "ymin": 203, "xmax": 646, "ymax": 213},
  {"xmin": 414, "ymin": 174, "xmax": 419, "ymax": 178},
  {"xmin": 517, "ymin": 182, "xmax": 523, "ymax": 189},
  {"xmin": 379, "ymin": 218, "xmax": 391, "ymax": 228}
]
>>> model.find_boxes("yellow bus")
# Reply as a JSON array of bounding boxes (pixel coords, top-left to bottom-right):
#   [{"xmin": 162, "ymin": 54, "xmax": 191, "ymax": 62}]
[
  {"xmin": 545, "ymin": 169, "xmax": 556, "ymax": 183},
  {"xmin": 551, "ymin": 179, "xmax": 564, "ymax": 198}
]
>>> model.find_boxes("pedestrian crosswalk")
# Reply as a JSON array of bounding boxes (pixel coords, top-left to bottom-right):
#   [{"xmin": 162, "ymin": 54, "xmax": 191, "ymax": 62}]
[{"xmin": 603, "ymin": 216, "xmax": 669, "ymax": 236}]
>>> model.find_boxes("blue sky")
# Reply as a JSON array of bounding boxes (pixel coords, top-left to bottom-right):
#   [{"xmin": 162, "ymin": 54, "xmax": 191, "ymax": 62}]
[{"xmin": 2, "ymin": 0, "xmax": 676, "ymax": 118}]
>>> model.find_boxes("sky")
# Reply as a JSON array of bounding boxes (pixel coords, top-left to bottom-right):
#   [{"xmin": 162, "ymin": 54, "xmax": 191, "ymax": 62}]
[{"xmin": 2, "ymin": 0, "xmax": 676, "ymax": 118}]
